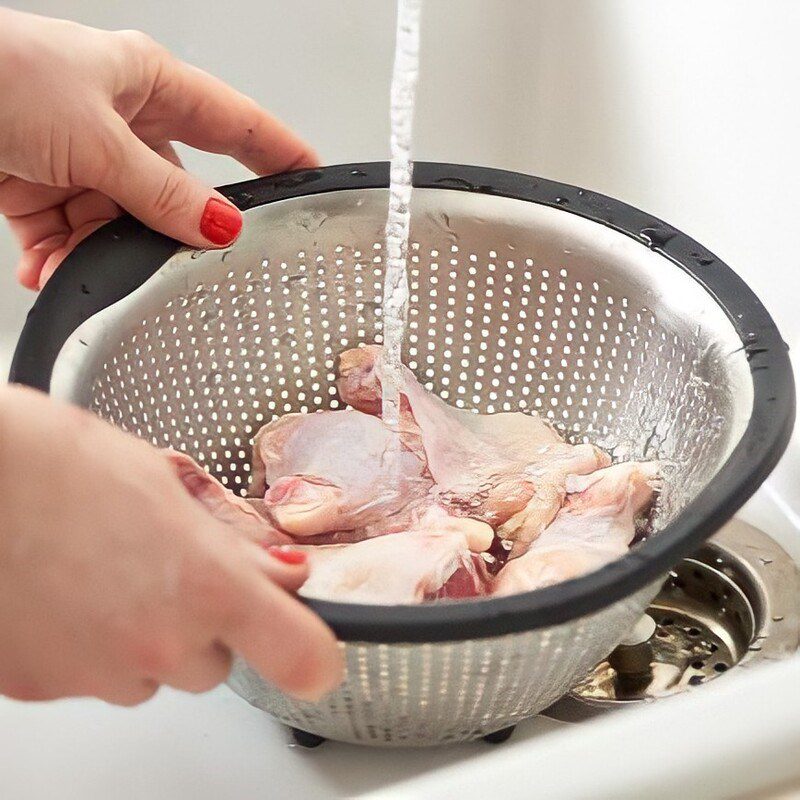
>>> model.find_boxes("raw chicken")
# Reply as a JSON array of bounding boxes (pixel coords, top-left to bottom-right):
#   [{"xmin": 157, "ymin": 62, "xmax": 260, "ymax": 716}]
[
  {"xmin": 498, "ymin": 444, "xmax": 612, "ymax": 557},
  {"xmin": 249, "ymin": 410, "xmax": 430, "ymax": 537},
  {"xmin": 181, "ymin": 342, "xmax": 664, "ymax": 604},
  {"xmin": 337, "ymin": 345, "xmax": 608, "ymax": 542},
  {"xmin": 297, "ymin": 510, "xmax": 493, "ymax": 604},
  {"xmin": 493, "ymin": 462, "xmax": 660, "ymax": 596},
  {"xmin": 166, "ymin": 450, "xmax": 291, "ymax": 545}
]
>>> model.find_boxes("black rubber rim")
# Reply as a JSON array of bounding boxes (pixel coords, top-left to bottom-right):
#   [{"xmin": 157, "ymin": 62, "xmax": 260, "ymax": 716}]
[{"xmin": 10, "ymin": 162, "xmax": 796, "ymax": 643}]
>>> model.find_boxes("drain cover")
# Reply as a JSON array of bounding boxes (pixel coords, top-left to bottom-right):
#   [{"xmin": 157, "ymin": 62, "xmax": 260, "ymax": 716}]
[{"xmin": 544, "ymin": 519, "xmax": 800, "ymax": 721}]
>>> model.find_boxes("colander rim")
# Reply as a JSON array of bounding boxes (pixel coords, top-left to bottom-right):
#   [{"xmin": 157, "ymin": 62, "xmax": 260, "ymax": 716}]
[{"xmin": 9, "ymin": 161, "xmax": 795, "ymax": 643}]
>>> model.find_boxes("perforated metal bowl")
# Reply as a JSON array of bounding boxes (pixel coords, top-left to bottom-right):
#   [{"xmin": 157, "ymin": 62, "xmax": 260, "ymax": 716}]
[{"xmin": 10, "ymin": 163, "xmax": 794, "ymax": 746}]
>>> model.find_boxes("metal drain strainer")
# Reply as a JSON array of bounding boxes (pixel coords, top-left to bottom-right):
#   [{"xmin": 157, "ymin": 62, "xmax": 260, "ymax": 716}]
[{"xmin": 547, "ymin": 519, "xmax": 800, "ymax": 719}]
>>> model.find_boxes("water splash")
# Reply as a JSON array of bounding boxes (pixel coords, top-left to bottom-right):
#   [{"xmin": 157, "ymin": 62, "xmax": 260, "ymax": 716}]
[{"xmin": 382, "ymin": 0, "xmax": 422, "ymax": 427}]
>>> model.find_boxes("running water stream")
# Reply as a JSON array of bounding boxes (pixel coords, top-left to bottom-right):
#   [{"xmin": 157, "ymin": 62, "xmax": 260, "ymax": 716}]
[{"xmin": 381, "ymin": 0, "xmax": 421, "ymax": 427}]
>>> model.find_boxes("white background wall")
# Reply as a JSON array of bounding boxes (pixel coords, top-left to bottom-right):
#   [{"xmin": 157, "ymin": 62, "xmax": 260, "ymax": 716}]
[{"xmin": 2, "ymin": 0, "xmax": 799, "ymax": 369}]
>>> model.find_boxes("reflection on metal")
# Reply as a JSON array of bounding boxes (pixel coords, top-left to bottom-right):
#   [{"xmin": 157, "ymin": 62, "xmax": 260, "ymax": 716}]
[{"xmin": 545, "ymin": 518, "xmax": 800, "ymax": 721}]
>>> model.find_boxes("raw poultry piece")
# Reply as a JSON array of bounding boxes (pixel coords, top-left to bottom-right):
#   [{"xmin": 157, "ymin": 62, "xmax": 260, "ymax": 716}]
[
  {"xmin": 298, "ymin": 508, "xmax": 493, "ymax": 604},
  {"xmin": 493, "ymin": 461, "xmax": 660, "ymax": 596},
  {"xmin": 249, "ymin": 409, "xmax": 431, "ymax": 538},
  {"xmin": 337, "ymin": 345, "xmax": 609, "ymax": 542},
  {"xmin": 498, "ymin": 444, "xmax": 612, "ymax": 557},
  {"xmin": 166, "ymin": 450, "xmax": 291, "ymax": 545}
]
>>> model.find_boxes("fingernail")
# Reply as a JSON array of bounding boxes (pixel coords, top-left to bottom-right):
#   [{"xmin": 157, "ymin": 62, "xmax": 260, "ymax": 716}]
[
  {"xmin": 199, "ymin": 198, "xmax": 242, "ymax": 245},
  {"xmin": 266, "ymin": 545, "xmax": 307, "ymax": 565}
]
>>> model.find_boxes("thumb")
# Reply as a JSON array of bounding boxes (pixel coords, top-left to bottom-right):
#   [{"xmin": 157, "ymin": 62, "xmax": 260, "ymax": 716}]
[
  {"xmin": 89, "ymin": 117, "xmax": 242, "ymax": 248},
  {"xmin": 221, "ymin": 565, "xmax": 344, "ymax": 702}
]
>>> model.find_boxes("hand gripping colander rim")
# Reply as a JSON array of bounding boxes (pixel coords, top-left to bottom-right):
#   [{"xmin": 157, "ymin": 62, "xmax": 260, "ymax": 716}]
[{"xmin": 9, "ymin": 162, "xmax": 795, "ymax": 643}]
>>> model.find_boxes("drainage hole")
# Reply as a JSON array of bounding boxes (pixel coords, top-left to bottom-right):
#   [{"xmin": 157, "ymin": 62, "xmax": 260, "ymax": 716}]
[
  {"xmin": 714, "ymin": 663, "xmax": 728, "ymax": 673},
  {"xmin": 688, "ymin": 675, "xmax": 705, "ymax": 686},
  {"xmin": 691, "ymin": 660, "xmax": 704, "ymax": 670},
  {"xmin": 687, "ymin": 627, "xmax": 701, "ymax": 637}
]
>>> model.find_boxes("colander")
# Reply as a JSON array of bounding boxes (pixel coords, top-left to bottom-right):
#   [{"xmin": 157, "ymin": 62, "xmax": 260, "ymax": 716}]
[{"xmin": 10, "ymin": 162, "xmax": 795, "ymax": 746}]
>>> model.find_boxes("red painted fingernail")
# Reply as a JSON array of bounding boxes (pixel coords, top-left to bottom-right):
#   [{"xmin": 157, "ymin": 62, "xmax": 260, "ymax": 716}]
[
  {"xmin": 266, "ymin": 545, "xmax": 307, "ymax": 565},
  {"xmin": 199, "ymin": 198, "xmax": 242, "ymax": 245}
]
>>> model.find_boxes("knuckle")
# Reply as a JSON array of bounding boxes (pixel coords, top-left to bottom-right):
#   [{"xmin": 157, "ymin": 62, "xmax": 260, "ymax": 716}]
[
  {"xmin": 115, "ymin": 29, "xmax": 161, "ymax": 57},
  {"xmin": 80, "ymin": 130, "xmax": 128, "ymax": 191},
  {"xmin": 188, "ymin": 657, "xmax": 231, "ymax": 694},
  {"xmin": 111, "ymin": 680, "xmax": 159, "ymax": 708},
  {"xmin": 0, "ymin": 679, "xmax": 54, "ymax": 702},
  {"xmin": 131, "ymin": 634, "xmax": 186, "ymax": 677}
]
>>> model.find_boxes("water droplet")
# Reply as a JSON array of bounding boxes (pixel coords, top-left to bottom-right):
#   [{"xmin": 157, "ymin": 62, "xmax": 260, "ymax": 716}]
[
  {"xmin": 640, "ymin": 227, "xmax": 677, "ymax": 249},
  {"xmin": 690, "ymin": 251, "xmax": 715, "ymax": 266},
  {"xmin": 228, "ymin": 190, "xmax": 255, "ymax": 208},
  {"xmin": 435, "ymin": 176, "xmax": 475, "ymax": 190}
]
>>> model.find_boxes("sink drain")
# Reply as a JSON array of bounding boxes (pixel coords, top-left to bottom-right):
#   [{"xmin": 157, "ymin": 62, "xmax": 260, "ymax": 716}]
[{"xmin": 544, "ymin": 519, "xmax": 800, "ymax": 721}]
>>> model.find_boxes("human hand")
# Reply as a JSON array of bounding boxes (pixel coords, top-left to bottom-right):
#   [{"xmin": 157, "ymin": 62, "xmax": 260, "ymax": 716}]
[
  {"xmin": 0, "ymin": 385, "xmax": 342, "ymax": 705},
  {"xmin": 0, "ymin": 8, "xmax": 317, "ymax": 290}
]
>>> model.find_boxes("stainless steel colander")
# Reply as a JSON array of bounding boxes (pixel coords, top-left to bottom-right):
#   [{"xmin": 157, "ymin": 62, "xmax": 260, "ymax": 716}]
[{"xmin": 11, "ymin": 163, "xmax": 794, "ymax": 746}]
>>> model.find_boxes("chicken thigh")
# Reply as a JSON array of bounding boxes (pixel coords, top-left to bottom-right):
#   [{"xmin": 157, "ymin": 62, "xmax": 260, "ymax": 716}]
[
  {"xmin": 298, "ymin": 509, "xmax": 493, "ymax": 604},
  {"xmin": 493, "ymin": 461, "xmax": 660, "ymax": 596},
  {"xmin": 249, "ymin": 409, "xmax": 430, "ymax": 537},
  {"xmin": 337, "ymin": 345, "xmax": 608, "ymax": 541}
]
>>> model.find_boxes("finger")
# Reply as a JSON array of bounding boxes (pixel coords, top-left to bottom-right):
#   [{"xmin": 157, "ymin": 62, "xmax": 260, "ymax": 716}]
[
  {"xmin": 9, "ymin": 192, "xmax": 120, "ymax": 290},
  {"xmin": 89, "ymin": 117, "xmax": 242, "ymax": 249},
  {"xmin": 16, "ymin": 248, "xmax": 55, "ymax": 290},
  {"xmin": 8, "ymin": 207, "xmax": 71, "ymax": 289},
  {"xmin": 0, "ymin": 175, "xmax": 81, "ymax": 216},
  {"xmin": 7, "ymin": 205, "xmax": 71, "ymax": 249},
  {"xmin": 221, "ymin": 567, "xmax": 343, "ymax": 701},
  {"xmin": 149, "ymin": 61, "xmax": 318, "ymax": 175},
  {"xmin": 154, "ymin": 141, "xmax": 183, "ymax": 169},
  {"xmin": 96, "ymin": 678, "xmax": 160, "ymax": 708},
  {"xmin": 63, "ymin": 189, "xmax": 121, "ymax": 231},
  {"xmin": 159, "ymin": 641, "xmax": 232, "ymax": 694},
  {"xmin": 39, "ymin": 219, "xmax": 111, "ymax": 288}
]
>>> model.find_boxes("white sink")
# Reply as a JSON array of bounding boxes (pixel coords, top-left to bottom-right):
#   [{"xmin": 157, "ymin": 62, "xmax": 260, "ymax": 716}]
[{"xmin": 0, "ymin": 337, "xmax": 797, "ymax": 800}]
